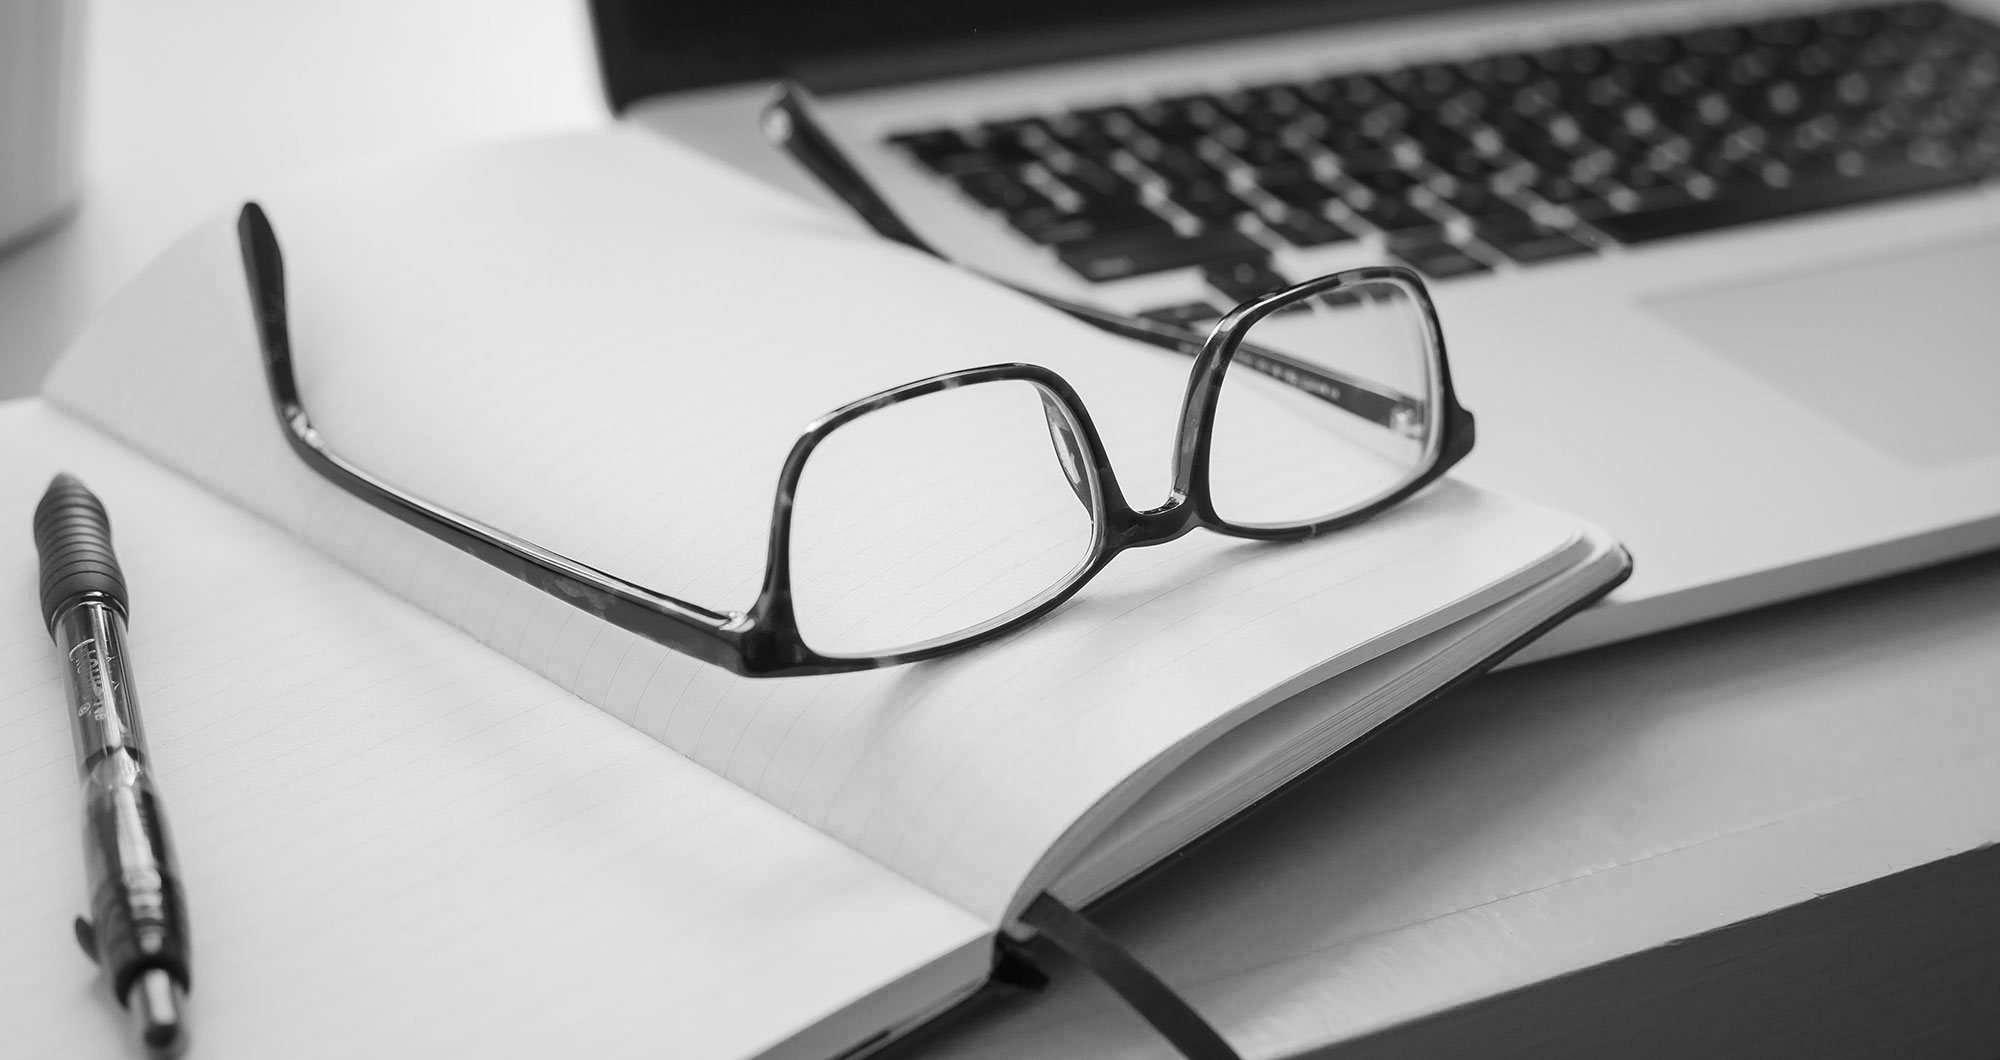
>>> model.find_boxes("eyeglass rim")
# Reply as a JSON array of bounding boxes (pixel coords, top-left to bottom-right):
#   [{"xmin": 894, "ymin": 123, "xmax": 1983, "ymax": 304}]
[
  {"xmin": 752, "ymin": 363, "xmax": 1115, "ymax": 661},
  {"xmin": 745, "ymin": 267, "xmax": 1471, "ymax": 664},
  {"xmin": 237, "ymin": 206, "xmax": 1471, "ymax": 676},
  {"xmin": 1175, "ymin": 266, "xmax": 1470, "ymax": 537}
]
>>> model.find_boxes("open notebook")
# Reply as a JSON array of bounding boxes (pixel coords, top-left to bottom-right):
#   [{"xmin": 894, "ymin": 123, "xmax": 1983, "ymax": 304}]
[{"xmin": 0, "ymin": 129, "xmax": 1627, "ymax": 1059}]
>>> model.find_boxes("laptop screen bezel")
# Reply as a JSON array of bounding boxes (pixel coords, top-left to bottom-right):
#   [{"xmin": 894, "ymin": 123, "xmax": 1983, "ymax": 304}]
[{"xmin": 589, "ymin": 0, "xmax": 1509, "ymax": 112}]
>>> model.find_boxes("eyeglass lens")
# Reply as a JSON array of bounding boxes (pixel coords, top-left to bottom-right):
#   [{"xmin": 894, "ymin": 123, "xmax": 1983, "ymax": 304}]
[
  {"xmin": 786, "ymin": 378, "xmax": 1104, "ymax": 657},
  {"xmin": 1207, "ymin": 279, "xmax": 1439, "ymax": 529}
]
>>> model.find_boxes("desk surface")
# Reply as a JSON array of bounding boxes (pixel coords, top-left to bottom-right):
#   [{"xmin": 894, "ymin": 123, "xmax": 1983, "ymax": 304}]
[
  {"xmin": 3, "ymin": 4, "xmax": 1995, "ymax": 1058},
  {"xmin": 0, "ymin": 0, "xmax": 605, "ymax": 400}
]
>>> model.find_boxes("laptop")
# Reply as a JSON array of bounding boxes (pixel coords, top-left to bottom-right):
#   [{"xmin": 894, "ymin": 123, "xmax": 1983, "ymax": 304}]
[{"xmin": 593, "ymin": 0, "xmax": 2000, "ymax": 656}]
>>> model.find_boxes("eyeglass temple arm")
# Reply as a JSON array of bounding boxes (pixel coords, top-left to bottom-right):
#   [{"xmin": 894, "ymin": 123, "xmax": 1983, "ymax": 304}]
[
  {"xmin": 762, "ymin": 81, "xmax": 1425, "ymax": 433},
  {"xmin": 235, "ymin": 203, "xmax": 763, "ymax": 675}
]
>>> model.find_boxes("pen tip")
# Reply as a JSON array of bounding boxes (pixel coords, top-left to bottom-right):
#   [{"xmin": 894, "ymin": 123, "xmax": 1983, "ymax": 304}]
[{"xmin": 125, "ymin": 969, "xmax": 188, "ymax": 1059}]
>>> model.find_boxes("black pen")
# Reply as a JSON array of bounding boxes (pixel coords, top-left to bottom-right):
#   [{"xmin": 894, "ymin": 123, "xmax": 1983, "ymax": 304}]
[{"xmin": 34, "ymin": 474, "xmax": 191, "ymax": 1059}]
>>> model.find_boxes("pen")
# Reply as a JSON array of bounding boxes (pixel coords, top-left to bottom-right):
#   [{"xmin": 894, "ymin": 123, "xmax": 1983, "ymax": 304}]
[{"xmin": 33, "ymin": 473, "xmax": 191, "ymax": 1059}]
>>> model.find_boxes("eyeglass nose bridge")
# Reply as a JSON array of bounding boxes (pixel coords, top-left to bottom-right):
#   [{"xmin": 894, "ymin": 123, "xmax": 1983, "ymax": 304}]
[{"xmin": 1105, "ymin": 497, "xmax": 1205, "ymax": 554}]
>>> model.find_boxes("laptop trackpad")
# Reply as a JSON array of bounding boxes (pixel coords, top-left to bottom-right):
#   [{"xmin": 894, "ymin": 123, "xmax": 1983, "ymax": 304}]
[{"xmin": 1647, "ymin": 235, "xmax": 2000, "ymax": 467}]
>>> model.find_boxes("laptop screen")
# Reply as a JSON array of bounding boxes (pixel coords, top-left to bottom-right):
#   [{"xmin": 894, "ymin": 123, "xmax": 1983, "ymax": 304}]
[{"xmin": 590, "ymin": 0, "xmax": 1498, "ymax": 111}]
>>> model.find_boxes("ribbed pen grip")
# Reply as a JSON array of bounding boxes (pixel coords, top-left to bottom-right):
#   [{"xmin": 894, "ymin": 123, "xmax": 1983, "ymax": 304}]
[{"xmin": 33, "ymin": 473, "xmax": 128, "ymax": 632}]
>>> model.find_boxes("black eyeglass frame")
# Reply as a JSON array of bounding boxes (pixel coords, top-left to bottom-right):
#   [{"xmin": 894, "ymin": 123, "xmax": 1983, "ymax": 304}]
[{"xmin": 236, "ymin": 144, "xmax": 1470, "ymax": 677}]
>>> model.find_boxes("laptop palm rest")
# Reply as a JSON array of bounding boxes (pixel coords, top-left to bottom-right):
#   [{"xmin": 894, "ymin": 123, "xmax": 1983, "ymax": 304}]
[{"xmin": 1647, "ymin": 234, "xmax": 2000, "ymax": 468}]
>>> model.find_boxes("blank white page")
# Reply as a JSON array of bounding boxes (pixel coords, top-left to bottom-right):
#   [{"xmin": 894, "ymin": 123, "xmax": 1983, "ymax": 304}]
[
  {"xmin": 44, "ymin": 129, "xmax": 1586, "ymax": 922},
  {"xmin": 0, "ymin": 401, "xmax": 988, "ymax": 1060}
]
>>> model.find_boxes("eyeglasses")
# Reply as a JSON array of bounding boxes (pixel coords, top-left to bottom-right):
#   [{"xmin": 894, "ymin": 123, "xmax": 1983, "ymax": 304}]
[{"xmin": 233, "ymin": 87, "xmax": 1474, "ymax": 678}]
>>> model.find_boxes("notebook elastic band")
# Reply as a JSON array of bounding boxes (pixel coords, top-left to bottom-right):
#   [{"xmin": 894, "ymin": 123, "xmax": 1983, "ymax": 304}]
[{"xmin": 1019, "ymin": 893, "xmax": 1242, "ymax": 1060}]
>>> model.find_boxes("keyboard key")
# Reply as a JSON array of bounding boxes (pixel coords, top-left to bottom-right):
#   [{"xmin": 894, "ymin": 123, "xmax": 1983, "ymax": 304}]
[
  {"xmin": 1429, "ymin": 144, "xmax": 1506, "ymax": 181},
  {"xmin": 1169, "ymin": 180, "xmax": 1255, "ymax": 220},
  {"xmin": 1071, "ymin": 104, "xmax": 1140, "ymax": 137},
  {"xmin": 953, "ymin": 169, "xmax": 1052, "ymax": 213},
  {"xmin": 1224, "ymin": 139, "xmax": 1320, "ymax": 183},
  {"xmin": 1461, "ymin": 52, "xmax": 1537, "ymax": 87},
  {"xmin": 1345, "ymin": 194, "xmax": 1446, "ymax": 239},
  {"xmin": 1592, "ymin": 162, "xmax": 1977, "ymax": 242},
  {"xmin": 1589, "ymin": 181, "xmax": 1700, "ymax": 218},
  {"xmin": 976, "ymin": 119, "xmax": 1053, "ymax": 165},
  {"xmin": 1404, "ymin": 117, "xmax": 1475, "ymax": 160},
  {"xmin": 1357, "ymin": 100, "xmax": 1415, "ymax": 138},
  {"xmin": 1262, "ymin": 176, "xmax": 1342, "ymax": 210},
  {"xmin": 1528, "ymin": 169, "xmax": 1594, "ymax": 205},
  {"xmin": 1474, "ymin": 216, "xmax": 1596, "ymax": 263},
  {"xmin": 1390, "ymin": 239, "xmax": 1494, "ymax": 279},
  {"xmin": 1263, "ymin": 209, "xmax": 1357, "ymax": 247},
  {"xmin": 1217, "ymin": 88, "xmax": 1308, "ymax": 135},
  {"xmin": 1010, "ymin": 198, "xmax": 1163, "ymax": 245},
  {"xmin": 1058, "ymin": 226, "xmax": 1267, "ymax": 281},
  {"xmin": 1532, "ymin": 42, "xmax": 1613, "ymax": 80},
  {"xmin": 1143, "ymin": 145, "xmax": 1228, "ymax": 186},
  {"xmin": 1046, "ymin": 121, "xmax": 1124, "ymax": 163},
  {"xmin": 1132, "ymin": 96, "xmax": 1221, "ymax": 145},
  {"xmin": 1409, "ymin": 61, "xmax": 1467, "ymax": 99},
  {"xmin": 1201, "ymin": 257, "xmax": 1293, "ymax": 303},
  {"xmin": 1077, "ymin": 191, "xmax": 1165, "ymax": 220},
  {"xmin": 1323, "ymin": 144, "xmax": 1403, "ymax": 175},
  {"xmin": 1242, "ymin": 82, "xmax": 1309, "ymax": 113},
  {"xmin": 1050, "ymin": 158, "xmax": 1131, "ymax": 199},
  {"xmin": 1343, "ymin": 167, "xmax": 1423, "ymax": 197},
  {"xmin": 1434, "ymin": 181, "xmax": 1517, "ymax": 220},
  {"xmin": 1139, "ymin": 301, "xmax": 1225, "ymax": 330},
  {"xmin": 1316, "ymin": 72, "xmax": 1391, "ymax": 109},
  {"xmin": 923, "ymin": 123, "xmax": 1036, "ymax": 175},
  {"xmin": 890, "ymin": 129, "xmax": 987, "ymax": 175}
]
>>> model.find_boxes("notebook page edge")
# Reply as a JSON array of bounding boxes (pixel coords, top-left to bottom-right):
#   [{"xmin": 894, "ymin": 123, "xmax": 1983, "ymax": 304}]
[
  {"xmin": 1006, "ymin": 516, "xmax": 1594, "ymax": 915},
  {"xmin": 1049, "ymin": 527, "xmax": 1623, "ymax": 907}
]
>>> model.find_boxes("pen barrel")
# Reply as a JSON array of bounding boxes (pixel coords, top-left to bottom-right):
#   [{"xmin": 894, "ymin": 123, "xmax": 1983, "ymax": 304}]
[
  {"xmin": 81, "ymin": 760, "xmax": 192, "ymax": 1001},
  {"xmin": 53, "ymin": 600, "xmax": 150, "ymax": 777},
  {"xmin": 52, "ymin": 603, "xmax": 190, "ymax": 997},
  {"xmin": 55, "ymin": 603, "xmax": 191, "ymax": 999}
]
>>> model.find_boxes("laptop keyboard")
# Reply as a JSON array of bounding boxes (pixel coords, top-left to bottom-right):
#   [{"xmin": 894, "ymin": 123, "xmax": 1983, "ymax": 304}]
[{"xmin": 884, "ymin": 0, "xmax": 2000, "ymax": 318}]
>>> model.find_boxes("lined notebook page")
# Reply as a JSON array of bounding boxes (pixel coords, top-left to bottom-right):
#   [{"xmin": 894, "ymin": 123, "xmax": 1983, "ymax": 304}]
[
  {"xmin": 0, "ymin": 402, "xmax": 988, "ymax": 1060},
  {"xmin": 44, "ymin": 129, "xmax": 1585, "ymax": 922}
]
